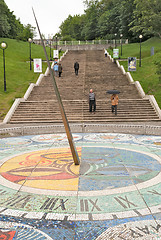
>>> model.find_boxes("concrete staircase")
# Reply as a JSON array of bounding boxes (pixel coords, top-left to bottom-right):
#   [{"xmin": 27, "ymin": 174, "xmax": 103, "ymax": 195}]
[{"xmin": 9, "ymin": 50, "xmax": 160, "ymax": 123}]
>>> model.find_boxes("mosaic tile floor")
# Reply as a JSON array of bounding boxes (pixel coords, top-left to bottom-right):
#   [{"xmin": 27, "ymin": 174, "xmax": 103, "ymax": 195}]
[{"xmin": 0, "ymin": 133, "xmax": 161, "ymax": 239}]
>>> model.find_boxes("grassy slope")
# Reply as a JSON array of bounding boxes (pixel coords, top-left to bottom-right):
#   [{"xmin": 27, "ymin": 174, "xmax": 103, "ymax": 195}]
[
  {"xmin": 108, "ymin": 38, "xmax": 161, "ymax": 108},
  {"xmin": 0, "ymin": 38, "xmax": 51, "ymax": 120}
]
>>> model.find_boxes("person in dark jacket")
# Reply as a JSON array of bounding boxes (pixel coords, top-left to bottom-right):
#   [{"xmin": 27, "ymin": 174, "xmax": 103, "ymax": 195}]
[
  {"xmin": 74, "ymin": 61, "xmax": 79, "ymax": 75},
  {"xmin": 58, "ymin": 63, "xmax": 62, "ymax": 77},
  {"xmin": 89, "ymin": 89, "xmax": 96, "ymax": 112}
]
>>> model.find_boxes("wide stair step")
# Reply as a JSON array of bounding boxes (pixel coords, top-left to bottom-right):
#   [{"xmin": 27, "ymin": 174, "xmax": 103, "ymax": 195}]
[{"xmin": 9, "ymin": 99, "xmax": 160, "ymax": 123}]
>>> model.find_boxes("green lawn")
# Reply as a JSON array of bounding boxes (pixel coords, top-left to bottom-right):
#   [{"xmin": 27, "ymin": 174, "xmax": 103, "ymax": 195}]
[
  {"xmin": 108, "ymin": 37, "xmax": 161, "ymax": 107},
  {"xmin": 0, "ymin": 38, "xmax": 55, "ymax": 120}
]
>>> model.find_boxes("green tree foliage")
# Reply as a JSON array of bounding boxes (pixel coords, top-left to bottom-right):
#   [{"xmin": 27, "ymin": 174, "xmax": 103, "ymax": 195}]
[
  {"xmin": 60, "ymin": 14, "xmax": 85, "ymax": 40},
  {"xmin": 97, "ymin": 0, "xmax": 122, "ymax": 39},
  {"xmin": 0, "ymin": 0, "xmax": 11, "ymax": 37},
  {"xmin": 119, "ymin": 0, "xmax": 136, "ymax": 40},
  {"xmin": 16, "ymin": 24, "xmax": 36, "ymax": 41},
  {"xmin": 0, "ymin": 0, "xmax": 35, "ymax": 41},
  {"xmin": 81, "ymin": 0, "xmax": 100, "ymax": 40},
  {"xmin": 58, "ymin": 0, "xmax": 161, "ymax": 41},
  {"xmin": 130, "ymin": 0, "xmax": 161, "ymax": 38},
  {"xmin": 59, "ymin": 0, "xmax": 137, "ymax": 41}
]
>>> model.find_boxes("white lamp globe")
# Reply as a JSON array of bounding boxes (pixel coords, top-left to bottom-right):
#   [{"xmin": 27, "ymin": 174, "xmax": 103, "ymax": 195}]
[{"xmin": 1, "ymin": 42, "xmax": 6, "ymax": 48}]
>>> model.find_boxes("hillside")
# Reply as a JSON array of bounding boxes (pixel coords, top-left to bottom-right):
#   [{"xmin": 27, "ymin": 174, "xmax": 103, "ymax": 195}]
[
  {"xmin": 108, "ymin": 37, "xmax": 161, "ymax": 107},
  {"xmin": 0, "ymin": 38, "xmax": 50, "ymax": 120}
]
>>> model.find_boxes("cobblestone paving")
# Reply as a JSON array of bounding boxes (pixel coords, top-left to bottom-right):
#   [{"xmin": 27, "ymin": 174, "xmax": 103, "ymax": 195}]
[{"xmin": 0, "ymin": 133, "xmax": 161, "ymax": 239}]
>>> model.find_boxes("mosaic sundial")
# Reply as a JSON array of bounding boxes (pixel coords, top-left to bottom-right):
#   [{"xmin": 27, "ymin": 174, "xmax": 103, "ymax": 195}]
[{"xmin": 0, "ymin": 133, "xmax": 161, "ymax": 239}]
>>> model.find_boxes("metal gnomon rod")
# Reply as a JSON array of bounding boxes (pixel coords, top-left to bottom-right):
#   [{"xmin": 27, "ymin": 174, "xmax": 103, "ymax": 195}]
[{"xmin": 32, "ymin": 8, "xmax": 80, "ymax": 165}]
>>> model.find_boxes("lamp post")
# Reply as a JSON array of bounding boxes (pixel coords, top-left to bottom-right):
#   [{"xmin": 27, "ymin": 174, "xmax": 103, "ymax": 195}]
[
  {"xmin": 50, "ymin": 40, "xmax": 52, "ymax": 60},
  {"xmin": 0, "ymin": 41, "xmax": 8, "ymax": 92},
  {"xmin": 28, "ymin": 38, "xmax": 32, "ymax": 70},
  {"xmin": 114, "ymin": 33, "xmax": 117, "ymax": 48},
  {"xmin": 120, "ymin": 34, "xmax": 123, "ymax": 56},
  {"xmin": 55, "ymin": 36, "xmax": 57, "ymax": 50},
  {"xmin": 139, "ymin": 34, "xmax": 143, "ymax": 67}
]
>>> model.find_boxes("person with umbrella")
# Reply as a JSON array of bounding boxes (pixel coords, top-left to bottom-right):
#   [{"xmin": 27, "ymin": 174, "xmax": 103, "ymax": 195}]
[
  {"xmin": 111, "ymin": 93, "xmax": 119, "ymax": 115},
  {"xmin": 107, "ymin": 90, "xmax": 120, "ymax": 115}
]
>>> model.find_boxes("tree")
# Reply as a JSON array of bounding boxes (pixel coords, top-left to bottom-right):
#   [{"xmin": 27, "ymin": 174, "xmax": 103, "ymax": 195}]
[
  {"xmin": 58, "ymin": 0, "xmax": 161, "ymax": 42},
  {"xmin": 0, "ymin": 0, "xmax": 11, "ymax": 37},
  {"xmin": 16, "ymin": 24, "xmax": 36, "ymax": 41},
  {"xmin": 60, "ymin": 14, "xmax": 85, "ymax": 40},
  {"xmin": 81, "ymin": 0, "xmax": 100, "ymax": 40},
  {"xmin": 130, "ymin": 0, "xmax": 161, "ymax": 38},
  {"xmin": 0, "ymin": 0, "xmax": 36, "ymax": 41},
  {"xmin": 97, "ymin": 10, "xmax": 111, "ymax": 38},
  {"xmin": 81, "ymin": 0, "xmax": 136, "ymax": 40},
  {"xmin": 119, "ymin": 0, "xmax": 136, "ymax": 41}
]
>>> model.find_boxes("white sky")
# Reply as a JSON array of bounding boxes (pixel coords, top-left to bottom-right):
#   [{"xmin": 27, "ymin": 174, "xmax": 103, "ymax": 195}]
[{"xmin": 4, "ymin": 0, "xmax": 86, "ymax": 38}]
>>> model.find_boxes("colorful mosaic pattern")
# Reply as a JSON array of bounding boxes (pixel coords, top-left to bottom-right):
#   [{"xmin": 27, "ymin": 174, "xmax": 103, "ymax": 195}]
[{"xmin": 0, "ymin": 133, "xmax": 161, "ymax": 239}]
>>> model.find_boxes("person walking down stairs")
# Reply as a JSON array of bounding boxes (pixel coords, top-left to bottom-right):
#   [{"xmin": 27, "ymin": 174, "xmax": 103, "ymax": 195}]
[
  {"xmin": 74, "ymin": 61, "xmax": 79, "ymax": 75},
  {"xmin": 89, "ymin": 89, "xmax": 96, "ymax": 112},
  {"xmin": 53, "ymin": 62, "xmax": 59, "ymax": 77},
  {"xmin": 104, "ymin": 49, "xmax": 108, "ymax": 57},
  {"xmin": 111, "ymin": 94, "xmax": 119, "ymax": 115},
  {"xmin": 58, "ymin": 63, "xmax": 63, "ymax": 77}
]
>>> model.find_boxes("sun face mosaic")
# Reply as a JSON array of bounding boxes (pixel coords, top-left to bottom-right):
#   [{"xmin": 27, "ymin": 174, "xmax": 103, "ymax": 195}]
[
  {"xmin": 0, "ymin": 133, "xmax": 161, "ymax": 239},
  {"xmin": 0, "ymin": 148, "xmax": 81, "ymax": 191}
]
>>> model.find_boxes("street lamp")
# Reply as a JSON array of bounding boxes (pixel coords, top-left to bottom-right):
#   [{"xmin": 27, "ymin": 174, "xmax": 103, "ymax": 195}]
[
  {"xmin": 0, "ymin": 41, "xmax": 8, "ymax": 92},
  {"xmin": 50, "ymin": 40, "xmax": 52, "ymax": 60},
  {"xmin": 120, "ymin": 34, "xmax": 123, "ymax": 56},
  {"xmin": 28, "ymin": 38, "xmax": 32, "ymax": 70},
  {"xmin": 114, "ymin": 33, "xmax": 117, "ymax": 48},
  {"xmin": 139, "ymin": 35, "xmax": 143, "ymax": 67},
  {"xmin": 55, "ymin": 36, "xmax": 57, "ymax": 50}
]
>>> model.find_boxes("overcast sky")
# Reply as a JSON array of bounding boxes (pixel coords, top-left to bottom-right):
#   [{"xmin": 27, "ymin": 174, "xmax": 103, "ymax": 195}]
[{"xmin": 4, "ymin": 0, "xmax": 86, "ymax": 38}]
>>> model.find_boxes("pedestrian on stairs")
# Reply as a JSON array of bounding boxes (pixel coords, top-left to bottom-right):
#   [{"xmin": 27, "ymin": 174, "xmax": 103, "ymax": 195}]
[
  {"xmin": 89, "ymin": 89, "xmax": 96, "ymax": 112},
  {"xmin": 58, "ymin": 63, "xmax": 63, "ymax": 77},
  {"xmin": 111, "ymin": 94, "xmax": 119, "ymax": 115},
  {"xmin": 104, "ymin": 49, "xmax": 108, "ymax": 57},
  {"xmin": 53, "ymin": 62, "xmax": 58, "ymax": 77},
  {"xmin": 74, "ymin": 61, "xmax": 79, "ymax": 75}
]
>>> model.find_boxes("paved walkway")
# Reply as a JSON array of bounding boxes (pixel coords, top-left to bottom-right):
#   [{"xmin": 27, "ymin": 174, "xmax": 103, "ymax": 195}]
[{"xmin": 0, "ymin": 132, "xmax": 161, "ymax": 239}]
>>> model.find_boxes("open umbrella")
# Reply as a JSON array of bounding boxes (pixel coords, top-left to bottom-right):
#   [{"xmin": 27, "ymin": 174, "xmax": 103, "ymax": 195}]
[{"xmin": 106, "ymin": 90, "xmax": 120, "ymax": 94}]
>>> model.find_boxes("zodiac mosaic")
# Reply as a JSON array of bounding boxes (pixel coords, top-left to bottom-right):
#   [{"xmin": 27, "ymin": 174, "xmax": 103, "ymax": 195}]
[{"xmin": 0, "ymin": 133, "xmax": 161, "ymax": 239}]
